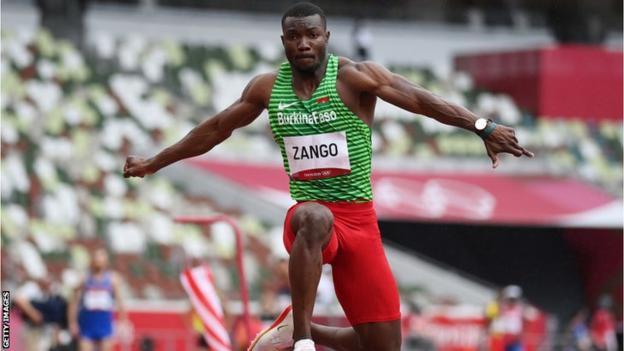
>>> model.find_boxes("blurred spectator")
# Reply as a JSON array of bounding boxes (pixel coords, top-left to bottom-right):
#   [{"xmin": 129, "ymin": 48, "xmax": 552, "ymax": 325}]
[
  {"xmin": 485, "ymin": 290, "xmax": 504, "ymax": 351},
  {"xmin": 564, "ymin": 309, "xmax": 592, "ymax": 351},
  {"xmin": 36, "ymin": 0, "xmax": 88, "ymax": 48},
  {"xmin": 260, "ymin": 256, "xmax": 291, "ymax": 319},
  {"xmin": 68, "ymin": 248, "xmax": 130, "ymax": 351},
  {"xmin": 486, "ymin": 285, "xmax": 526, "ymax": 351},
  {"xmin": 14, "ymin": 276, "xmax": 70, "ymax": 351},
  {"xmin": 352, "ymin": 18, "xmax": 373, "ymax": 61},
  {"xmin": 590, "ymin": 295, "xmax": 618, "ymax": 351}
]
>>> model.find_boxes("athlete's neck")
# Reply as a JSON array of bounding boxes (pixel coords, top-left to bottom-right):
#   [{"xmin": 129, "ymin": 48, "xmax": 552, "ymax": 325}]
[{"xmin": 292, "ymin": 54, "xmax": 328, "ymax": 99}]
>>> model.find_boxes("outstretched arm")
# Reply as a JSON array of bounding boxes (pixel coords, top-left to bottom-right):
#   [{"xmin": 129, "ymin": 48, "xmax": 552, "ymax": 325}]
[
  {"xmin": 123, "ymin": 74, "xmax": 271, "ymax": 177},
  {"xmin": 346, "ymin": 61, "xmax": 533, "ymax": 168}
]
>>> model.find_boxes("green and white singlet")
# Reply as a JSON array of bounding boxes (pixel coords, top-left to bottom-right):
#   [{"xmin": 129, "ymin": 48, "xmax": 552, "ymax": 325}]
[{"xmin": 268, "ymin": 54, "xmax": 373, "ymax": 201}]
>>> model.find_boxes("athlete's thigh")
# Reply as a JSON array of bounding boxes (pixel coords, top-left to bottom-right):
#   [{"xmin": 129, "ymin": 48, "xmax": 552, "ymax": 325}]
[
  {"xmin": 330, "ymin": 219, "xmax": 400, "ymax": 325},
  {"xmin": 353, "ymin": 319, "xmax": 402, "ymax": 351},
  {"xmin": 99, "ymin": 338, "xmax": 114, "ymax": 351},
  {"xmin": 79, "ymin": 339, "xmax": 95, "ymax": 351}
]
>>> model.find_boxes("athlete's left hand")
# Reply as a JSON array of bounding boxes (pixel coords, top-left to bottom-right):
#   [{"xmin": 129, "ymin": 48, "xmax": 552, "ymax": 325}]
[
  {"xmin": 483, "ymin": 124, "xmax": 534, "ymax": 168},
  {"xmin": 123, "ymin": 156, "xmax": 154, "ymax": 178}
]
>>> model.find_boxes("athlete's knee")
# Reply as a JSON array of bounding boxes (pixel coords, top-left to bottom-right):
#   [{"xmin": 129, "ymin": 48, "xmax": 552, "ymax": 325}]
[{"xmin": 291, "ymin": 202, "xmax": 333, "ymax": 248}]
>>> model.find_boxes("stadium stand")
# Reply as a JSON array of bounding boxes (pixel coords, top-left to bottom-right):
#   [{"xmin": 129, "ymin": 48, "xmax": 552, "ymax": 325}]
[
  {"xmin": 0, "ymin": 29, "xmax": 292, "ymax": 305},
  {"xmin": 2, "ymin": 25, "xmax": 622, "ymax": 297},
  {"xmin": 1, "ymin": 15, "xmax": 621, "ymax": 349}
]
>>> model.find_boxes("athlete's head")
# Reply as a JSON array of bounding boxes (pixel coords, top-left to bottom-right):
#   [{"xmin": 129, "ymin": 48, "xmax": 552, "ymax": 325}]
[
  {"xmin": 281, "ymin": 2, "xmax": 330, "ymax": 74},
  {"xmin": 91, "ymin": 248, "xmax": 109, "ymax": 272}
]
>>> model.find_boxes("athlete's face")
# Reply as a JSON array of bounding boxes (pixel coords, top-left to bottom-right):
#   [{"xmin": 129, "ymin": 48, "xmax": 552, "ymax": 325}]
[
  {"xmin": 92, "ymin": 249, "xmax": 109, "ymax": 271},
  {"xmin": 281, "ymin": 15, "xmax": 329, "ymax": 74}
]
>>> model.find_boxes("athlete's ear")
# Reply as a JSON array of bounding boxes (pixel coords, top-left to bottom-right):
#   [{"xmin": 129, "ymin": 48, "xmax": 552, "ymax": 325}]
[
  {"xmin": 281, "ymin": 35, "xmax": 285, "ymax": 45},
  {"xmin": 325, "ymin": 31, "xmax": 330, "ymax": 42}
]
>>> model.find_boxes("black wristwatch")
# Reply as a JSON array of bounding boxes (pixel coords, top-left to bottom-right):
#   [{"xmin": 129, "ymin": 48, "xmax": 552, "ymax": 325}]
[{"xmin": 474, "ymin": 118, "xmax": 497, "ymax": 140}]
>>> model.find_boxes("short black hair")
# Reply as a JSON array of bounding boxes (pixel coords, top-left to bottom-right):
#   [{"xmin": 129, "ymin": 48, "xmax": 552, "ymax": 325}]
[{"xmin": 281, "ymin": 2, "xmax": 326, "ymax": 28}]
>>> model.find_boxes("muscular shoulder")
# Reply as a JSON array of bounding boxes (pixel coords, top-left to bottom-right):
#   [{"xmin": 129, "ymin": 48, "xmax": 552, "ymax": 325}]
[
  {"xmin": 243, "ymin": 71, "xmax": 278, "ymax": 108},
  {"xmin": 337, "ymin": 57, "xmax": 391, "ymax": 93}
]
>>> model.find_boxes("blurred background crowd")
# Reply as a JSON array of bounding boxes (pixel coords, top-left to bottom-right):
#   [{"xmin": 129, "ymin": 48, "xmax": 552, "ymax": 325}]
[{"xmin": 1, "ymin": 0, "xmax": 622, "ymax": 350}]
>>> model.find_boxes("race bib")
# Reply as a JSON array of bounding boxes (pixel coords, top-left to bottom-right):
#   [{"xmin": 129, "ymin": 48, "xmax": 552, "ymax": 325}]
[
  {"xmin": 84, "ymin": 289, "xmax": 114, "ymax": 310},
  {"xmin": 284, "ymin": 131, "xmax": 351, "ymax": 180}
]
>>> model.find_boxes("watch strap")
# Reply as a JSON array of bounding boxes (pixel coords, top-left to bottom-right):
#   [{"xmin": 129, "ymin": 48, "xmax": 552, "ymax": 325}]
[{"xmin": 478, "ymin": 121, "xmax": 497, "ymax": 140}]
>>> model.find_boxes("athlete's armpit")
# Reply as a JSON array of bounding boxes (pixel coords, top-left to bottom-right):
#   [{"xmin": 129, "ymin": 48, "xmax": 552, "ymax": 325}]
[{"xmin": 205, "ymin": 72, "xmax": 275, "ymax": 134}]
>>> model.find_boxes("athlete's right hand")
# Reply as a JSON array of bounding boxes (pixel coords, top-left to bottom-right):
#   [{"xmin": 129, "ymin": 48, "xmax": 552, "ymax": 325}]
[{"xmin": 123, "ymin": 156, "xmax": 154, "ymax": 178}]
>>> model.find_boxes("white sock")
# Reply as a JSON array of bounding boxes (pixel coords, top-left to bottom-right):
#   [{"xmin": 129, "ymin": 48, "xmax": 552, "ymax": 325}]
[{"xmin": 293, "ymin": 339, "xmax": 315, "ymax": 351}]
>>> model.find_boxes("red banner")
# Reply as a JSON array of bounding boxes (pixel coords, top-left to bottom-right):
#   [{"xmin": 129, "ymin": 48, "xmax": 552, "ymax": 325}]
[{"xmin": 188, "ymin": 158, "xmax": 622, "ymax": 228}]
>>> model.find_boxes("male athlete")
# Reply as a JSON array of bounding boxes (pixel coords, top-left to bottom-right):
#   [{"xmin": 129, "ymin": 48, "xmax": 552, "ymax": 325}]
[
  {"xmin": 123, "ymin": 3, "xmax": 533, "ymax": 350},
  {"xmin": 68, "ymin": 249, "xmax": 128, "ymax": 351}
]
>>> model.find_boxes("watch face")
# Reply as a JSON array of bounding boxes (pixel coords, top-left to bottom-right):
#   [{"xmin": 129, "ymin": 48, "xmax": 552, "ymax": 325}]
[{"xmin": 475, "ymin": 118, "xmax": 488, "ymax": 131}]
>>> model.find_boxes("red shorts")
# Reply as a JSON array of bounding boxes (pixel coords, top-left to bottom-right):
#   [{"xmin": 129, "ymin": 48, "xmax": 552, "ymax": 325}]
[{"xmin": 283, "ymin": 201, "xmax": 401, "ymax": 326}]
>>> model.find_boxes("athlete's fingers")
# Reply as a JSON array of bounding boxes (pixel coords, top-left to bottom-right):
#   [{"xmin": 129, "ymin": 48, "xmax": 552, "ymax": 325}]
[
  {"xmin": 487, "ymin": 148, "xmax": 500, "ymax": 168},
  {"xmin": 123, "ymin": 166, "xmax": 134, "ymax": 178},
  {"xmin": 125, "ymin": 168, "xmax": 144, "ymax": 178},
  {"xmin": 505, "ymin": 131, "xmax": 533, "ymax": 157},
  {"xmin": 492, "ymin": 154, "xmax": 500, "ymax": 168},
  {"xmin": 509, "ymin": 142, "xmax": 534, "ymax": 158},
  {"xmin": 123, "ymin": 156, "xmax": 133, "ymax": 172},
  {"xmin": 507, "ymin": 145, "xmax": 524, "ymax": 157},
  {"xmin": 123, "ymin": 156, "xmax": 146, "ymax": 178}
]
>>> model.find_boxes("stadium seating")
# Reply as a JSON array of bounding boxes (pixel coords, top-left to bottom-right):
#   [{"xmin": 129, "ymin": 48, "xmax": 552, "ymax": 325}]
[
  {"xmin": 0, "ymin": 29, "xmax": 285, "ymax": 303},
  {"xmin": 1, "ymin": 28, "xmax": 622, "ymax": 305}
]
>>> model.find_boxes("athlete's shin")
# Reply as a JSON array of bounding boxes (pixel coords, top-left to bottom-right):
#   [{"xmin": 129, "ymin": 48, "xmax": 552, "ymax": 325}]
[{"xmin": 288, "ymin": 234, "xmax": 323, "ymax": 341}]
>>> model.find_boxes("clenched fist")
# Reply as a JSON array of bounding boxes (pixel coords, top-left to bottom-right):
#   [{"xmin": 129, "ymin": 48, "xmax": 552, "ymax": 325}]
[{"xmin": 123, "ymin": 156, "xmax": 154, "ymax": 178}]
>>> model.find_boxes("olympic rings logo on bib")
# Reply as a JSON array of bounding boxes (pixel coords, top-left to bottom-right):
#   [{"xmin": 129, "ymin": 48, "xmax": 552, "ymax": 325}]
[{"xmin": 284, "ymin": 131, "xmax": 352, "ymax": 181}]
